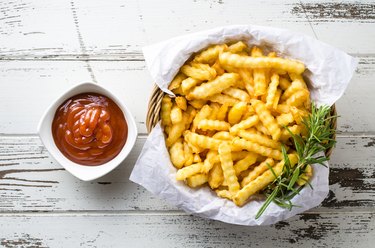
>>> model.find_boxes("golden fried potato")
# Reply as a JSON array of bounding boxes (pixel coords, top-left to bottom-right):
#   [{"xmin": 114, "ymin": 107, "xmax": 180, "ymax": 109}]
[
  {"xmin": 160, "ymin": 41, "xmax": 312, "ymax": 207},
  {"xmin": 187, "ymin": 73, "xmax": 239, "ymax": 100}
]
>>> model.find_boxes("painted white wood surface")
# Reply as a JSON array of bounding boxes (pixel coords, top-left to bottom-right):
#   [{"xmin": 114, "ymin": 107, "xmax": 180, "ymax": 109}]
[
  {"xmin": 0, "ymin": 0, "xmax": 374, "ymax": 247},
  {"xmin": 0, "ymin": 213, "xmax": 373, "ymax": 248},
  {"xmin": 0, "ymin": 0, "xmax": 374, "ymax": 58}
]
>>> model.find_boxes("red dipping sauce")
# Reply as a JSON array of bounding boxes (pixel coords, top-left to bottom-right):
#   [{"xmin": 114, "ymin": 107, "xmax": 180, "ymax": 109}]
[{"xmin": 52, "ymin": 93, "xmax": 128, "ymax": 166}]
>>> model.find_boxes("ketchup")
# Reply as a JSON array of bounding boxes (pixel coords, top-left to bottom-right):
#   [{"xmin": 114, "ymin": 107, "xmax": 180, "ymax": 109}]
[{"xmin": 52, "ymin": 93, "xmax": 128, "ymax": 166}]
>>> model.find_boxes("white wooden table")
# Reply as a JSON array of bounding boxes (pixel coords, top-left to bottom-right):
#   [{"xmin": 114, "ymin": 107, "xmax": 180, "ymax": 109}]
[{"xmin": 0, "ymin": 0, "xmax": 374, "ymax": 247}]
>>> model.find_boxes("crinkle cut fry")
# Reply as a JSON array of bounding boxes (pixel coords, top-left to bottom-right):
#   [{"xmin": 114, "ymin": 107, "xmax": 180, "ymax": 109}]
[
  {"xmin": 232, "ymin": 137, "xmax": 283, "ymax": 160},
  {"xmin": 233, "ymin": 154, "xmax": 298, "ymax": 206},
  {"xmin": 251, "ymin": 99, "xmax": 281, "ymax": 141},
  {"xmin": 184, "ymin": 131, "xmax": 224, "ymax": 150},
  {"xmin": 219, "ymin": 52, "xmax": 305, "ymax": 74},
  {"xmin": 219, "ymin": 143, "xmax": 240, "ymax": 194},
  {"xmin": 187, "ymin": 73, "xmax": 239, "ymax": 100}
]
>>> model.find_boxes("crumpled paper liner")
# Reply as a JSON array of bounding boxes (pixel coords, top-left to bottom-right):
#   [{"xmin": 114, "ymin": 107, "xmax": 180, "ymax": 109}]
[{"xmin": 130, "ymin": 25, "xmax": 357, "ymax": 225}]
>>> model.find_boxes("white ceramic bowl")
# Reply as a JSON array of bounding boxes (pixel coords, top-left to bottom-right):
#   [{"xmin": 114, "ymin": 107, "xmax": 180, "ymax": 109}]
[{"xmin": 37, "ymin": 82, "xmax": 138, "ymax": 181}]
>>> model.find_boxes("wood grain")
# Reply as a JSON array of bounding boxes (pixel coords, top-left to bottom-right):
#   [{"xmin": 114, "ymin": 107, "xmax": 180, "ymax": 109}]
[
  {"xmin": 0, "ymin": 0, "xmax": 374, "ymax": 60},
  {"xmin": 0, "ymin": 212, "xmax": 373, "ymax": 247},
  {"xmin": 0, "ymin": 0, "xmax": 316, "ymax": 60},
  {"xmin": 0, "ymin": 135, "xmax": 374, "ymax": 212}
]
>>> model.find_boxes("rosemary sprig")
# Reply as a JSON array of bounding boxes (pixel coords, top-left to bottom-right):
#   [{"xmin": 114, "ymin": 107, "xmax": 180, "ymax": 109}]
[{"xmin": 255, "ymin": 104, "xmax": 336, "ymax": 219}]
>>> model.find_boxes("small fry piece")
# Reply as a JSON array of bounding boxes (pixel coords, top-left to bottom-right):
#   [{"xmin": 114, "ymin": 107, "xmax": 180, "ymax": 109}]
[
  {"xmin": 228, "ymin": 102, "xmax": 247, "ymax": 125},
  {"xmin": 193, "ymin": 154, "xmax": 202, "ymax": 163},
  {"xmin": 280, "ymin": 125, "xmax": 303, "ymax": 142},
  {"xmin": 185, "ymin": 106, "xmax": 196, "ymax": 129},
  {"xmin": 233, "ymin": 154, "xmax": 298, "ymax": 206},
  {"xmin": 216, "ymin": 103, "xmax": 230, "ymax": 121},
  {"xmin": 276, "ymin": 113, "xmax": 294, "ymax": 126},
  {"xmin": 216, "ymin": 189, "xmax": 232, "ymax": 200},
  {"xmin": 166, "ymin": 121, "xmax": 186, "ymax": 147},
  {"xmin": 238, "ymin": 130, "xmax": 282, "ymax": 150},
  {"xmin": 229, "ymin": 115, "xmax": 259, "ymax": 135},
  {"xmin": 194, "ymin": 44, "xmax": 227, "ymax": 64},
  {"xmin": 161, "ymin": 96, "xmax": 172, "ymax": 126},
  {"xmin": 281, "ymin": 80, "xmax": 305, "ymax": 101},
  {"xmin": 237, "ymin": 69, "xmax": 254, "ymax": 96},
  {"xmin": 252, "ymin": 99, "xmax": 281, "ymax": 141},
  {"xmin": 169, "ymin": 139, "xmax": 185, "ymax": 169},
  {"xmin": 232, "ymin": 137, "xmax": 283, "ymax": 160},
  {"xmin": 272, "ymin": 89, "xmax": 282, "ymax": 110},
  {"xmin": 170, "ymin": 105, "xmax": 183, "ymax": 125},
  {"xmin": 208, "ymin": 163, "xmax": 224, "ymax": 189},
  {"xmin": 253, "ymin": 68, "xmax": 267, "ymax": 97},
  {"xmin": 279, "ymin": 77, "xmax": 291, "ymax": 91},
  {"xmin": 255, "ymin": 122, "xmax": 270, "ymax": 136},
  {"xmin": 202, "ymin": 150, "xmax": 219, "ymax": 173},
  {"xmin": 184, "ymin": 131, "xmax": 224, "ymax": 150},
  {"xmin": 187, "ymin": 174, "xmax": 208, "ymax": 188},
  {"xmin": 183, "ymin": 145, "xmax": 193, "ymax": 167},
  {"xmin": 187, "ymin": 73, "xmax": 239, "ymax": 100},
  {"xmin": 181, "ymin": 63, "xmax": 216, "ymax": 81},
  {"xmin": 276, "ymin": 104, "xmax": 291, "ymax": 114},
  {"xmin": 172, "ymin": 86, "xmax": 184, "ymax": 95},
  {"xmin": 241, "ymin": 105, "xmax": 255, "ymax": 120},
  {"xmin": 219, "ymin": 52, "xmax": 306, "ymax": 74},
  {"xmin": 197, "ymin": 119, "xmax": 230, "ymax": 131},
  {"xmin": 212, "ymin": 59, "xmax": 225, "ymax": 75},
  {"xmin": 208, "ymin": 94, "xmax": 239, "ymax": 106},
  {"xmin": 285, "ymin": 89, "xmax": 310, "ymax": 108},
  {"xmin": 181, "ymin": 77, "xmax": 202, "ymax": 94},
  {"xmin": 176, "ymin": 162, "xmax": 203, "ymax": 180},
  {"xmin": 175, "ymin": 96, "xmax": 187, "ymax": 111},
  {"xmin": 188, "ymin": 99, "xmax": 207, "ymax": 109},
  {"xmin": 191, "ymin": 105, "xmax": 212, "ymax": 132},
  {"xmin": 296, "ymin": 165, "xmax": 313, "ymax": 186},
  {"xmin": 223, "ymin": 87, "xmax": 251, "ymax": 102},
  {"xmin": 233, "ymin": 153, "xmax": 257, "ymax": 176},
  {"xmin": 209, "ymin": 102, "xmax": 220, "ymax": 120},
  {"xmin": 169, "ymin": 73, "xmax": 186, "ymax": 91},
  {"xmin": 266, "ymin": 73, "xmax": 280, "ymax": 108},
  {"xmin": 290, "ymin": 106, "xmax": 309, "ymax": 125},
  {"xmin": 289, "ymin": 73, "xmax": 308, "ymax": 89},
  {"xmin": 231, "ymin": 151, "xmax": 251, "ymax": 161},
  {"xmin": 251, "ymin": 46, "xmax": 263, "ymax": 57},
  {"xmin": 227, "ymin": 41, "xmax": 248, "ymax": 53},
  {"xmin": 212, "ymin": 131, "xmax": 234, "ymax": 141},
  {"xmin": 241, "ymin": 158, "xmax": 275, "ymax": 187},
  {"xmin": 219, "ymin": 143, "xmax": 240, "ymax": 194}
]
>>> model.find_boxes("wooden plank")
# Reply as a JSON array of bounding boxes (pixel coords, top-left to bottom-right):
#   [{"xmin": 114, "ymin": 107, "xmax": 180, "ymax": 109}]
[
  {"xmin": 0, "ymin": 135, "xmax": 374, "ymax": 212},
  {"xmin": 0, "ymin": 212, "xmax": 373, "ymax": 247},
  {"xmin": 0, "ymin": 0, "xmax": 318, "ymax": 60},
  {"xmin": 0, "ymin": 57, "xmax": 373, "ymax": 134},
  {"xmin": 0, "ymin": 60, "xmax": 153, "ymax": 134},
  {"xmin": 299, "ymin": 0, "xmax": 375, "ymax": 54},
  {"xmin": 1, "ymin": 0, "xmax": 374, "ymax": 60}
]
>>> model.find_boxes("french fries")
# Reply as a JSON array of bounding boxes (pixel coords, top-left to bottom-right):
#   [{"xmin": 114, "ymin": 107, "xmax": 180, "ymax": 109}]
[{"xmin": 160, "ymin": 42, "xmax": 311, "ymax": 207}]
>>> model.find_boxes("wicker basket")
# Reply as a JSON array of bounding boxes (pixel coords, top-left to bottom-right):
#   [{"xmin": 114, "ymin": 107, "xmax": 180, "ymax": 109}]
[{"xmin": 146, "ymin": 85, "xmax": 337, "ymax": 158}]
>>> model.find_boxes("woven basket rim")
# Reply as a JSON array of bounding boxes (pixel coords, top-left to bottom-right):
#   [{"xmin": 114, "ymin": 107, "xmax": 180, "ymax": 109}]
[{"xmin": 146, "ymin": 84, "xmax": 337, "ymax": 158}]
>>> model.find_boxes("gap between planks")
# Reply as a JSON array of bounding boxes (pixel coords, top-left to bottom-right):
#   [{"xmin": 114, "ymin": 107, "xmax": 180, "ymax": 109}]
[
  {"xmin": 0, "ymin": 208, "xmax": 374, "ymax": 217},
  {"xmin": 2, "ymin": 132, "xmax": 375, "ymax": 138},
  {"xmin": 0, "ymin": 52, "xmax": 373, "ymax": 61}
]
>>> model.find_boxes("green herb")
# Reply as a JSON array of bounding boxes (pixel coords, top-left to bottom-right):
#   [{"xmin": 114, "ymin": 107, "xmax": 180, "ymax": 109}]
[{"xmin": 255, "ymin": 104, "xmax": 336, "ymax": 219}]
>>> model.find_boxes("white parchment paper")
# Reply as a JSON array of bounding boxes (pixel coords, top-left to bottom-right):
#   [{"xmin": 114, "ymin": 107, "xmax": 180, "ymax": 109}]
[{"xmin": 130, "ymin": 25, "xmax": 358, "ymax": 225}]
